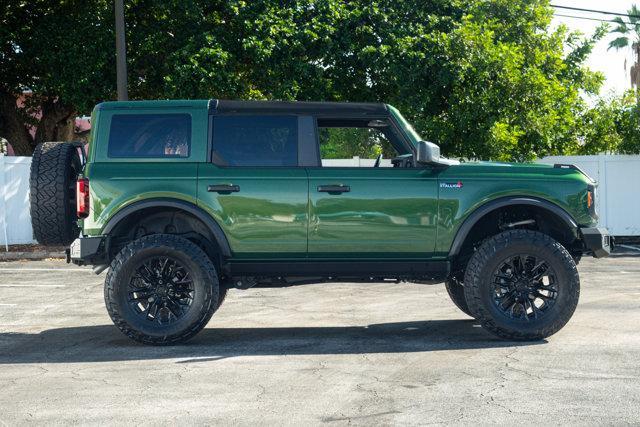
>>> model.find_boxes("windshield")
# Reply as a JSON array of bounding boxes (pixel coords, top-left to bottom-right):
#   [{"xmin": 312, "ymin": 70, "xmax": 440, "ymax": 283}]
[{"xmin": 388, "ymin": 105, "xmax": 422, "ymax": 147}]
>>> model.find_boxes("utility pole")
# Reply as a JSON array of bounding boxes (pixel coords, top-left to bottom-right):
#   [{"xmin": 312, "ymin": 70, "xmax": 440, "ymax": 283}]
[{"xmin": 115, "ymin": 0, "xmax": 128, "ymax": 100}]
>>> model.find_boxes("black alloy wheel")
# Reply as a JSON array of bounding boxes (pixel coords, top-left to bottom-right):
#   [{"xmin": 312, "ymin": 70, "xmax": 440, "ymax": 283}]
[
  {"xmin": 105, "ymin": 234, "xmax": 220, "ymax": 345},
  {"xmin": 127, "ymin": 256, "xmax": 195, "ymax": 325},
  {"xmin": 491, "ymin": 254, "xmax": 558, "ymax": 321}
]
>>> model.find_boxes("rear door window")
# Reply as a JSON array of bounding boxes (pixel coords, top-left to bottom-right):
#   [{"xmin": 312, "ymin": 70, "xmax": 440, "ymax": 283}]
[
  {"xmin": 108, "ymin": 114, "xmax": 191, "ymax": 158},
  {"xmin": 212, "ymin": 116, "xmax": 298, "ymax": 166}
]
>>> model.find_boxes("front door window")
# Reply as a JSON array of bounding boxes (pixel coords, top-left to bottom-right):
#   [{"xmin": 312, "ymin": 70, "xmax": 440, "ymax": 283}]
[{"xmin": 317, "ymin": 119, "xmax": 408, "ymax": 168}]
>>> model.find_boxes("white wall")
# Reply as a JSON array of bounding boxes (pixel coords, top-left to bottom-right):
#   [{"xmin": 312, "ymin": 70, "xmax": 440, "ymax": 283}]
[
  {"xmin": 322, "ymin": 157, "xmax": 393, "ymax": 167},
  {"xmin": 540, "ymin": 154, "xmax": 640, "ymax": 236},
  {"xmin": 0, "ymin": 155, "xmax": 35, "ymax": 248}
]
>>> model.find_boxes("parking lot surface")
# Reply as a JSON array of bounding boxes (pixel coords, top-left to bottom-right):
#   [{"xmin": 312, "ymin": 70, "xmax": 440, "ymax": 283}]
[{"xmin": 0, "ymin": 256, "xmax": 639, "ymax": 425}]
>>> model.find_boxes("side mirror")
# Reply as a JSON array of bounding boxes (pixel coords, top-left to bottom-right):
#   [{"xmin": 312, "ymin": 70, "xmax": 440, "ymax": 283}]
[
  {"xmin": 416, "ymin": 141, "xmax": 441, "ymax": 164},
  {"xmin": 416, "ymin": 141, "xmax": 459, "ymax": 167}
]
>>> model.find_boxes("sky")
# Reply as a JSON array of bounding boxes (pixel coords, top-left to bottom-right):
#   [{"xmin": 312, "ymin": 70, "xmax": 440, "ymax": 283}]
[{"xmin": 551, "ymin": 0, "xmax": 637, "ymax": 96}]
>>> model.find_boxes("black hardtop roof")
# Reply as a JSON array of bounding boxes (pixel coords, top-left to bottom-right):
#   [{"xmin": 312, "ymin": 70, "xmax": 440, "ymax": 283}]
[
  {"xmin": 95, "ymin": 99, "xmax": 390, "ymax": 117},
  {"xmin": 211, "ymin": 99, "xmax": 389, "ymax": 116}
]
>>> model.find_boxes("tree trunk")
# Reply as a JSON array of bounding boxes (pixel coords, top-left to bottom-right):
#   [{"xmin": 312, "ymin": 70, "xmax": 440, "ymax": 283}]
[
  {"xmin": 0, "ymin": 92, "xmax": 76, "ymax": 156},
  {"xmin": 0, "ymin": 90, "xmax": 34, "ymax": 156},
  {"xmin": 34, "ymin": 99, "xmax": 76, "ymax": 145},
  {"xmin": 55, "ymin": 114, "xmax": 76, "ymax": 141}
]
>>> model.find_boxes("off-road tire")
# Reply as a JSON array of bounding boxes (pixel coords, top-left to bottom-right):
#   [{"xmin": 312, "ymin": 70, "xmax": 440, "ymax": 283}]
[
  {"xmin": 464, "ymin": 229, "xmax": 580, "ymax": 341},
  {"xmin": 104, "ymin": 234, "xmax": 220, "ymax": 345},
  {"xmin": 445, "ymin": 276, "xmax": 474, "ymax": 317},
  {"xmin": 29, "ymin": 142, "xmax": 82, "ymax": 246}
]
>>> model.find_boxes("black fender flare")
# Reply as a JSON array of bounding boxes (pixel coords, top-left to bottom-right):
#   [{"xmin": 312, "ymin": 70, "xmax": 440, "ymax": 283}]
[
  {"xmin": 102, "ymin": 198, "xmax": 232, "ymax": 258},
  {"xmin": 448, "ymin": 196, "xmax": 579, "ymax": 257}
]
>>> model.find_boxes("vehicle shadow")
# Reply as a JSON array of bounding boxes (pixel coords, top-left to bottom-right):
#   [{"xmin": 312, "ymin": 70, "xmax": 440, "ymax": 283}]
[{"xmin": 0, "ymin": 319, "xmax": 544, "ymax": 364}]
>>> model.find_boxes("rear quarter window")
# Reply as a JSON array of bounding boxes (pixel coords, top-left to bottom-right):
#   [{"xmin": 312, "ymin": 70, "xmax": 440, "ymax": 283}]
[{"xmin": 108, "ymin": 114, "xmax": 191, "ymax": 158}]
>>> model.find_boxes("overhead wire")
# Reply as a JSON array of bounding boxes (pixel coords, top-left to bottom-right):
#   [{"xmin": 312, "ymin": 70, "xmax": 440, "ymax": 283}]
[
  {"xmin": 553, "ymin": 13, "xmax": 634, "ymax": 26},
  {"xmin": 550, "ymin": 4, "xmax": 640, "ymax": 20}
]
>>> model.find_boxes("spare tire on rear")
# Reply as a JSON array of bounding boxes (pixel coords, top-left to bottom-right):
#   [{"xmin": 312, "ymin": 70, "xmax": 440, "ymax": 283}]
[{"xmin": 30, "ymin": 142, "xmax": 82, "ymax": 246}]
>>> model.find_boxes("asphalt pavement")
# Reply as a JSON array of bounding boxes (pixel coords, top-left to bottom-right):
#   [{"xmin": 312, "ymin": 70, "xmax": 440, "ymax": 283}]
[{"xmin": 0, "ymin": 256, "xmax": 638, "ymax": 424}]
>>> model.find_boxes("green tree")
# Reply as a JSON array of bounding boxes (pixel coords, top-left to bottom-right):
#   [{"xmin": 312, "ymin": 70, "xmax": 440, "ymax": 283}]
[
  {"xmin": 158, "ymin": 0, "xmax": 604, "ymax": 161},
  {"xmin": 0, "ymin": 0, "xmax": 115, "ymax": 155},
  {"xmin": 576, "ymin": 90, "xmax": 640, "ymax": 155},
  {"xmin": 1, "ymin": 0, "xmax": 606, "ymax": 161},
  {"xmin": 318, "ymin": 127, "xmax": 396, "ymax": 160},
  {"xmin": 608, "ymin": 4, "xmax": 640, "ymax": 87},
  {"xmin": 608, "ymin": 5, "xmax": 640, "ymax": 50},
  {"xmin": 401, "ymin": 1, "xmax": 605, "ymax": 161}
]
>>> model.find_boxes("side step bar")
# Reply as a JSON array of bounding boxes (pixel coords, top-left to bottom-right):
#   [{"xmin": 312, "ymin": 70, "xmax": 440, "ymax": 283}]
[{"xmin": 228, "ymin": 260, "xmax": 449, "ymax": 282}]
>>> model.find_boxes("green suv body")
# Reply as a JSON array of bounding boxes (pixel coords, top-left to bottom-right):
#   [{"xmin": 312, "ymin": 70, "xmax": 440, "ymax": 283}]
[{"xmin": 30, "ymin": 99, "xmax": 611, "ymax": 344}]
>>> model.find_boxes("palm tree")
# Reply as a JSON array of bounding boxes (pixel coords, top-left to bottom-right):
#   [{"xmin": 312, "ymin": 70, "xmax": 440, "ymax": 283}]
[{"xmin": 608, "ymin": 5, "xmax": 640, "ymax": 87}]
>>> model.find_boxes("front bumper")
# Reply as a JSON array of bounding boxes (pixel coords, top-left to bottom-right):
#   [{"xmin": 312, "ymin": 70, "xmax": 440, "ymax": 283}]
[
  {"xmin": 68, "ymin": 236, "xmax": 106, "ymax": 265},
  {"xmin": 580, "ymin": 227, "xmax": 613, "ymax": 258}
]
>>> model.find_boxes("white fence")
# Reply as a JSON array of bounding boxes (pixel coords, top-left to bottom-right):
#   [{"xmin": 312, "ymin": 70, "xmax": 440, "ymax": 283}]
[
  {"xmin": 539, "ymin": 154, "xmax": 640, "ymax": 236},
  {"xmin": 0, "ymin": 154, "xmax": 638, "ymax": 248},
  {"xmin": 322, "ymin": 157, "xmax": 393, "ymax": 167},
  {"xmin": 0, "ymin": 155, "xmax": 34, "ymax": 248}
]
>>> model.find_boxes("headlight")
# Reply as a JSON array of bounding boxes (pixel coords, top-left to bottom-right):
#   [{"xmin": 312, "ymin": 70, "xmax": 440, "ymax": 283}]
[{"xmin": 587, "ymin": 184, "xmax": 597, "ymax": 219}]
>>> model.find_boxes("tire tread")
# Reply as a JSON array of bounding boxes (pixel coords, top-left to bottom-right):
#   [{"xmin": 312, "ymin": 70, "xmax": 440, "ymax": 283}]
[
  {"xmin": 104, "ymin": 234, "xmax": 219, "ymax": 345},
  {"xmin": 29, "ymin": 142, "xmax": 80, "ymax": 246},
  {"xmin": 464, "ymin": 229, "xmax": 580, "ymax": 340},
  {"xmin": 445, "ymin": 278, "xmax": 474, "ymax": 317}
]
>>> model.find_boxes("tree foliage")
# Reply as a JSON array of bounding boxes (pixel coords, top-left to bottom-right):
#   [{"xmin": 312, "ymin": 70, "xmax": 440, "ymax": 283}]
[
  {"xmin": 318, "ymin": 127, "xmax": 396, "ymax": 160},
  {"xmin": 607, "ymin": 5, "xmax": 640, "ymax": 51},
  {"xmin": 607, "ymin": 4, "xmax": 640, "ymax": 88},
  {"xmin": 0, "ymin": 0, "xmax": 620, "ymax": 160},
  {"xmin": 577, "ymin": 91, "xmax": 640, "ymax": 155},
  {"xmin": 151, "ymin": 0, "xmax": 607, "ymax": 161},
  {"xmin": 0, "ymin": 0, "xmax": 114, "ymax": 154}
]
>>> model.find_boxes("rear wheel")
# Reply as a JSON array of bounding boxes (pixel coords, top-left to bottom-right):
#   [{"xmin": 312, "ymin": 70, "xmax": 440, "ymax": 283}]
[
  {"xmin": 104, "ymin": 234, "xmax": 219, "ymax": 345},
  {"xmin": 464, "ymin": 229, "xmax": 580, "ymax": 340},
  {"xmin": 29, "ymin": 142, "xmax": 82, "ymax": 246}
]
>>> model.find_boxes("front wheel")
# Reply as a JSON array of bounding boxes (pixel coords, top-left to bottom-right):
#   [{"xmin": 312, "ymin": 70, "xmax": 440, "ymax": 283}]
[
  {"xmin": 464, "ymin": 230, "xmax": 580, "ymax": 341},
  {"xmin": 445, "ymin": 275, "xmax": 474, "ymax": 318},
  {"xmin": 104, "ymin": 234, "xmax": 219, "ymax": 345}
]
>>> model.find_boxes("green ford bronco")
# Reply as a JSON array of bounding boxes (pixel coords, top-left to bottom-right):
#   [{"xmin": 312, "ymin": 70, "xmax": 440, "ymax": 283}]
[{"xmin": 29, "ymin": 100, "xmax": 611, "ymax": 345}]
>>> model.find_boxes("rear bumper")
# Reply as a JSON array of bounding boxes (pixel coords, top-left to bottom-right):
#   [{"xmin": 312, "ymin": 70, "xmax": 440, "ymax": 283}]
[
  {"xmin": 68, "ymin": 236, "xmax": 106, "ymax": 265},
  {"xmin": 580, "ymin": 227, "xmax": 613, "ymax": 258}
]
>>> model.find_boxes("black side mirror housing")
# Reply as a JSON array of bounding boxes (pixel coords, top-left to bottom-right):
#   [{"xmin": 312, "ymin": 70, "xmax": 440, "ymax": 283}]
[{"xmin": 416, "ymin": 141, "xmax": 458, "ymax": 167}]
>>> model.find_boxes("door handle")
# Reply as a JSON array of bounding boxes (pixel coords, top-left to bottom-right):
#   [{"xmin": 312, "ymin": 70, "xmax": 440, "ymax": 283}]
[
  {"xmin": 317, "ymin": 184, "xmax": 350, "ymax": 194},
  {"xmin": 208, "ymin": 184, "xmax": 240, "ymax": 194}
]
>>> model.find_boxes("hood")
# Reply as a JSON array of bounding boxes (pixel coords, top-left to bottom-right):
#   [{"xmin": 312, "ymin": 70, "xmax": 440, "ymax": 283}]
[{"xmin": 439, "ymin": 160, "xmax": 595, "ymax": 183}]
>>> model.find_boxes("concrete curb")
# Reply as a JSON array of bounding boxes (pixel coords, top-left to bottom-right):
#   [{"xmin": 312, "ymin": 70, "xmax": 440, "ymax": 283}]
[{"xmin": 0, "ymin": 251, "xmax": 65, "ymax": 261}]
